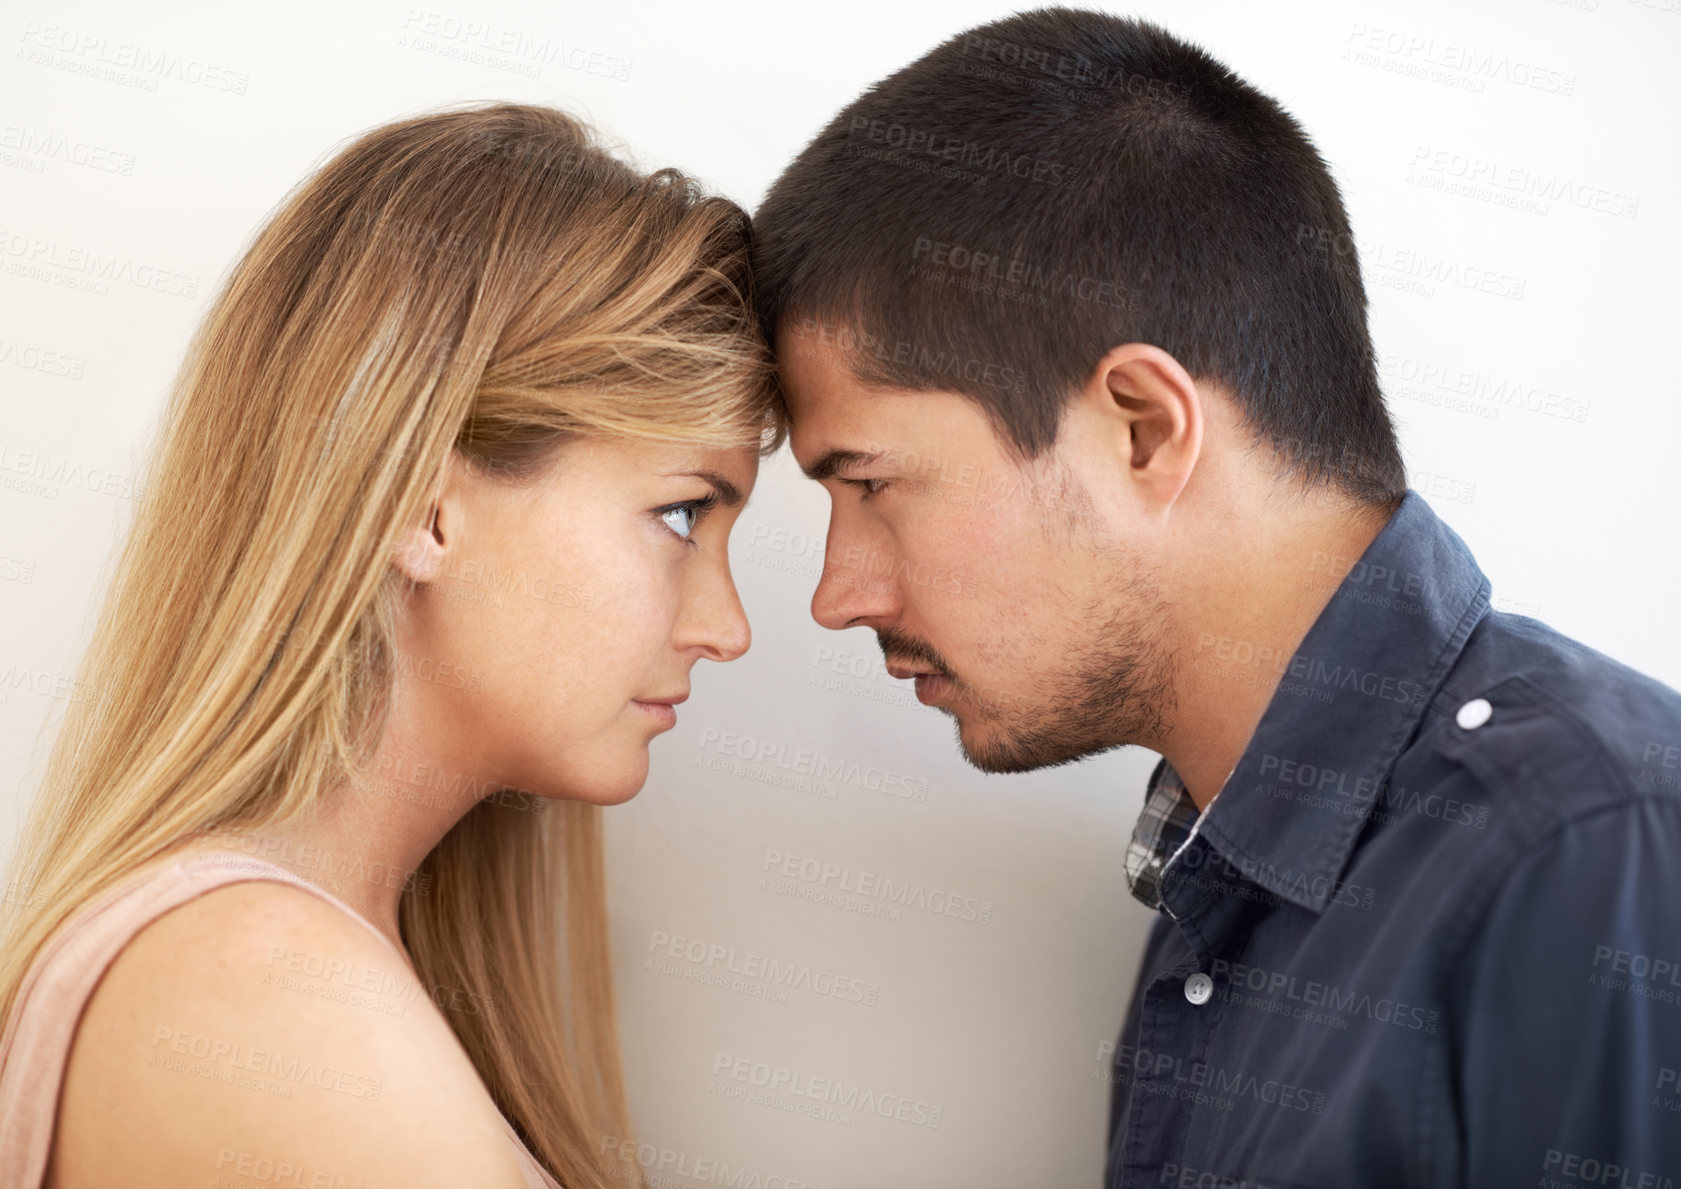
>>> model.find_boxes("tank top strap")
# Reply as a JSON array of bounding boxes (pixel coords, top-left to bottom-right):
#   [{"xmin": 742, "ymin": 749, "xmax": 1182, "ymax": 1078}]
[
  {"xmin": 0, "ymin": 848, "xmax": 560, "ymax": 1189},
  {"xmin": 174, "ymin": 849, "xmax": 412, "ymax": 964},
  {"xmin": 0, "ymin": 849, "xmax": 402, "ymax": 1187}
]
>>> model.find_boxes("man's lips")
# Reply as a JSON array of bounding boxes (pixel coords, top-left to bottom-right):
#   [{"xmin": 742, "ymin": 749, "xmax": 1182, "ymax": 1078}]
[
  {"xmin": 885, "ymin": 662, "xmax": 942, "ymax": 681},
  {"xmin": 883, "ymin": 661, "xmax": 954, "ymax": 707},
  {"xmin": 912, "ymin": 673, "xmax": 951, "ymax": 705}
]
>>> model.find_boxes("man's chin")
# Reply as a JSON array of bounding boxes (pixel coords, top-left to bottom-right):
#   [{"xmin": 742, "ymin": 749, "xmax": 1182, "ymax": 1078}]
[
  {"xmin": 950, "ymin": 717, "xmax": 1039, "ymax": 775},
  {"xmin": 951, "ymin": 713, "xmax": 1124, "ymax": 776},
  {"xmin": 922, "ymin": 679, "xmax": 1093, "ymax": 772}
]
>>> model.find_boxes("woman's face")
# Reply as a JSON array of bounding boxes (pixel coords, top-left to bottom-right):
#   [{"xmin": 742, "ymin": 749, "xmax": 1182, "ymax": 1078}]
[{"xmin": 397, "ymin": 434, "xmax": 761, "ymax": 806}]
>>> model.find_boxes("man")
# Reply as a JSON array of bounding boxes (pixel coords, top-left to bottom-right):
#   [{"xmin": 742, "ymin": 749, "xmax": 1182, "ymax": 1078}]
[{"xmin": 751, "ymin": 8, "xmax": 1681, "ymax": 1189}]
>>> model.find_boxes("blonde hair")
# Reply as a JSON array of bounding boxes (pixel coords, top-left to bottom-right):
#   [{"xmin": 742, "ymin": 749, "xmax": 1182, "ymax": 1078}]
[{"xmin": 0, "ymin": 101, "xmax": 785, "ymax": 1187}]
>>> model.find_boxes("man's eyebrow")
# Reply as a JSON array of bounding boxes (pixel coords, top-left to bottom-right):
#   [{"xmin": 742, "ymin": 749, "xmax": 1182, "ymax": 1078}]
[
  {"xmin": 666, "ymin": 470, "xmax": 744, "ymax": 507},
  {"xmin": 800, "ymin": 449, "xmax": 883, "ymax": 482}
]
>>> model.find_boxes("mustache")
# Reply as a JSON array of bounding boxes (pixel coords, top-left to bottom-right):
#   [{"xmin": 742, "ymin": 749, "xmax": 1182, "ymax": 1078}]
[{"xmin": 876, "ymin": 626, "xmax": 952, "ymax": 678}]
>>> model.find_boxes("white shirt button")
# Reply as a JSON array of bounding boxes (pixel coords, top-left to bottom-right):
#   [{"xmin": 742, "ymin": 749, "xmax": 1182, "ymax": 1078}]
[
  {"xmin": 1184, "ymin": 972, "xmax": 1213, "ymax": 1005},
  {"xmin": 1456, "ymin": 698, "xmax": 1493, "ymax": 730}
]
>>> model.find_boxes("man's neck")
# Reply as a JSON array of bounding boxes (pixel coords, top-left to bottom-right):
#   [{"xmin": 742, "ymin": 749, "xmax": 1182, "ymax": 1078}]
[{"xmin": 1161, "ymin": 494, "xmax": 1395, "ymax": 812}]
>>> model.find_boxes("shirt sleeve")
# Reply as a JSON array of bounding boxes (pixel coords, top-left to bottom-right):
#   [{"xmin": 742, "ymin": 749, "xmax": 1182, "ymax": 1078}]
[{"xmin": 1453, "ymin": 795, "xmax": 1681, "ymax": 1189}]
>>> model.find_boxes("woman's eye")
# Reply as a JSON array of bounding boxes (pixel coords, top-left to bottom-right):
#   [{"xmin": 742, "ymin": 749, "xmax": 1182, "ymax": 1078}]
[
  {"xmin": 657, "ymin": 493, "xmax": 717, "ymax": 544},
  {"xmin": 661, "ymin": 505, "xmax": 698, "ymax": 539}
]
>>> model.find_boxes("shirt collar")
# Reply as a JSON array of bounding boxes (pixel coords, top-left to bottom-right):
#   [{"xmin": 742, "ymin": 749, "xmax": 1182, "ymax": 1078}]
[
  {"xmin": 1123, "ymin": 757, "xmax": 1203, "ymax": 911},
  {"xmin": 1127, "ymin": 489, "xmax": 1492, "ymax": 915}
]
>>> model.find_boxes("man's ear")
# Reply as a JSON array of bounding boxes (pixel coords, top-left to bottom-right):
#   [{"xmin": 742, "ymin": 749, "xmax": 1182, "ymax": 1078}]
[
  {"xmin": 393, "ymin": 450, "xmax": 464, "ymax": 585},
  {"xmin": 1081, "ymin": 343, "xmax": 1204, "ymax": 510}
]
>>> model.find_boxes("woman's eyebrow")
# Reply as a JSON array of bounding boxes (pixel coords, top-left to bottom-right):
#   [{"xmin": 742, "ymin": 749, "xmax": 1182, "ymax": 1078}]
[{"xmin": 663, "ymin": 469, "xmax": 744, "ymax": 507}]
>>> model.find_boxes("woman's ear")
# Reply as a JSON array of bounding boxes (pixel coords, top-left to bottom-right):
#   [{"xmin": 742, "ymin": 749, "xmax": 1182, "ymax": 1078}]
[
  {"xmin": 393, "ymin": 502, "xmax": 445, "ymax": 584},
  {"xmin": 392, "ymin": 450, "xmax": 464, "ymax": 585}
]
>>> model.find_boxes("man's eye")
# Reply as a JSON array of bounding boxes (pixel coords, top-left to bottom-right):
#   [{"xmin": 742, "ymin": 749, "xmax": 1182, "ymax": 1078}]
[{"xmin": 844, "ymin": 477, "xmax": 889, "ymax": 500}]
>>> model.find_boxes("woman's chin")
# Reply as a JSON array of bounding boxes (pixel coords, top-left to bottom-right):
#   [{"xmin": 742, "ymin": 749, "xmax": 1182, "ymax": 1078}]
[
  {"xmin": 591, "ymin": 778, "xmax": 646, "ymax": 808},
  {"xmin": 578, "ymin": 750, "xmax": 652, "ymax": 807},
  {"xmin": 516, "ymin": 739, "xmax": 655, "ymax": 808}
]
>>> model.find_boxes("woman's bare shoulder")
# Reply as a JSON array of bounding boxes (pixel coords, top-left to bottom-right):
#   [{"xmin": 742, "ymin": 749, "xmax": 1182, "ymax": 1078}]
[{"xmin": 49, "ymin": 878, "xmax": 528, "ymax": 1189}]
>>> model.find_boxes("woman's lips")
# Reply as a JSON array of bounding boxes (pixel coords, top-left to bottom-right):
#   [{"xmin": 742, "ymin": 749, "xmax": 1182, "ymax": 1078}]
[{"xmin": 633, "ymin": 700, "xmax": 677, "ymax": 727}]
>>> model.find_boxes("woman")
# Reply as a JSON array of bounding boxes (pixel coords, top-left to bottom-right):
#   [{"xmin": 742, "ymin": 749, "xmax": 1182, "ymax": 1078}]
[{"xmin": 0, "ymin": 102, "xmax": 785, "ymax": 1188}]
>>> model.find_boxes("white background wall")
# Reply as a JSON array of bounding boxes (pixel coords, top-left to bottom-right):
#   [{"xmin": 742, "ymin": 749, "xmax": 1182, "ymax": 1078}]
[{"xmin": 2, "ymin": 1, "xmax": 1677, "ymax": 1186}]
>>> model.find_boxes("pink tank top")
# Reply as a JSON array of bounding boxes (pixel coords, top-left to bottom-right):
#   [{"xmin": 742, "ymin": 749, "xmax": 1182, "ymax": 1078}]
[{"xmin": 0, "ymin": 848, "xmax": 561, "ymax": 1189}]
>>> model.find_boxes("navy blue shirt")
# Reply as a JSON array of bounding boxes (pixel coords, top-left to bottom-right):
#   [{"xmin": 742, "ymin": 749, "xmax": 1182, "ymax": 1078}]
[{"xmin": 1105, "ymin": 489, "xmax": 1681, "ymax": 1189}]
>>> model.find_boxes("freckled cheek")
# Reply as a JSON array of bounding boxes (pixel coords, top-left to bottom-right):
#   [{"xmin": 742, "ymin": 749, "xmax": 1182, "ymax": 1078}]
[{"xmin": 566, "ymin": 552, "xmax": 683, "ymax": 685}]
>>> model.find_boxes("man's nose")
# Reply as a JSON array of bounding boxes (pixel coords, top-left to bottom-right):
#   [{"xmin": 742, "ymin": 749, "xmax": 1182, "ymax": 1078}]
[{"xmin": 810, "ymin": 536, "xmax": 900, "ymax": 631}]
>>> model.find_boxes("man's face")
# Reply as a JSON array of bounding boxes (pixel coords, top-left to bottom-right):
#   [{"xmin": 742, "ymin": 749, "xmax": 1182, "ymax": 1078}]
[{"xmin": 779, "ymin": 323, "xmax": 1177, "ymax": 774}]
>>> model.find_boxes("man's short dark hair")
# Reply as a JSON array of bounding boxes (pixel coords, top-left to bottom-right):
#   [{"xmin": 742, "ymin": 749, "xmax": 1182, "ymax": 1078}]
[{"xmin": 752, "ymin": 6, "xmax": 1406, "ymax": 508}]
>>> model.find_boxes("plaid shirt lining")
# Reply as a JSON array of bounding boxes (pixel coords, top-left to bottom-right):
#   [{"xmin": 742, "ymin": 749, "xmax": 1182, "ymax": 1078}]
[{"xmin": 1123, "ymin": 760, "xmax": 1214, "ymax": 912}]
